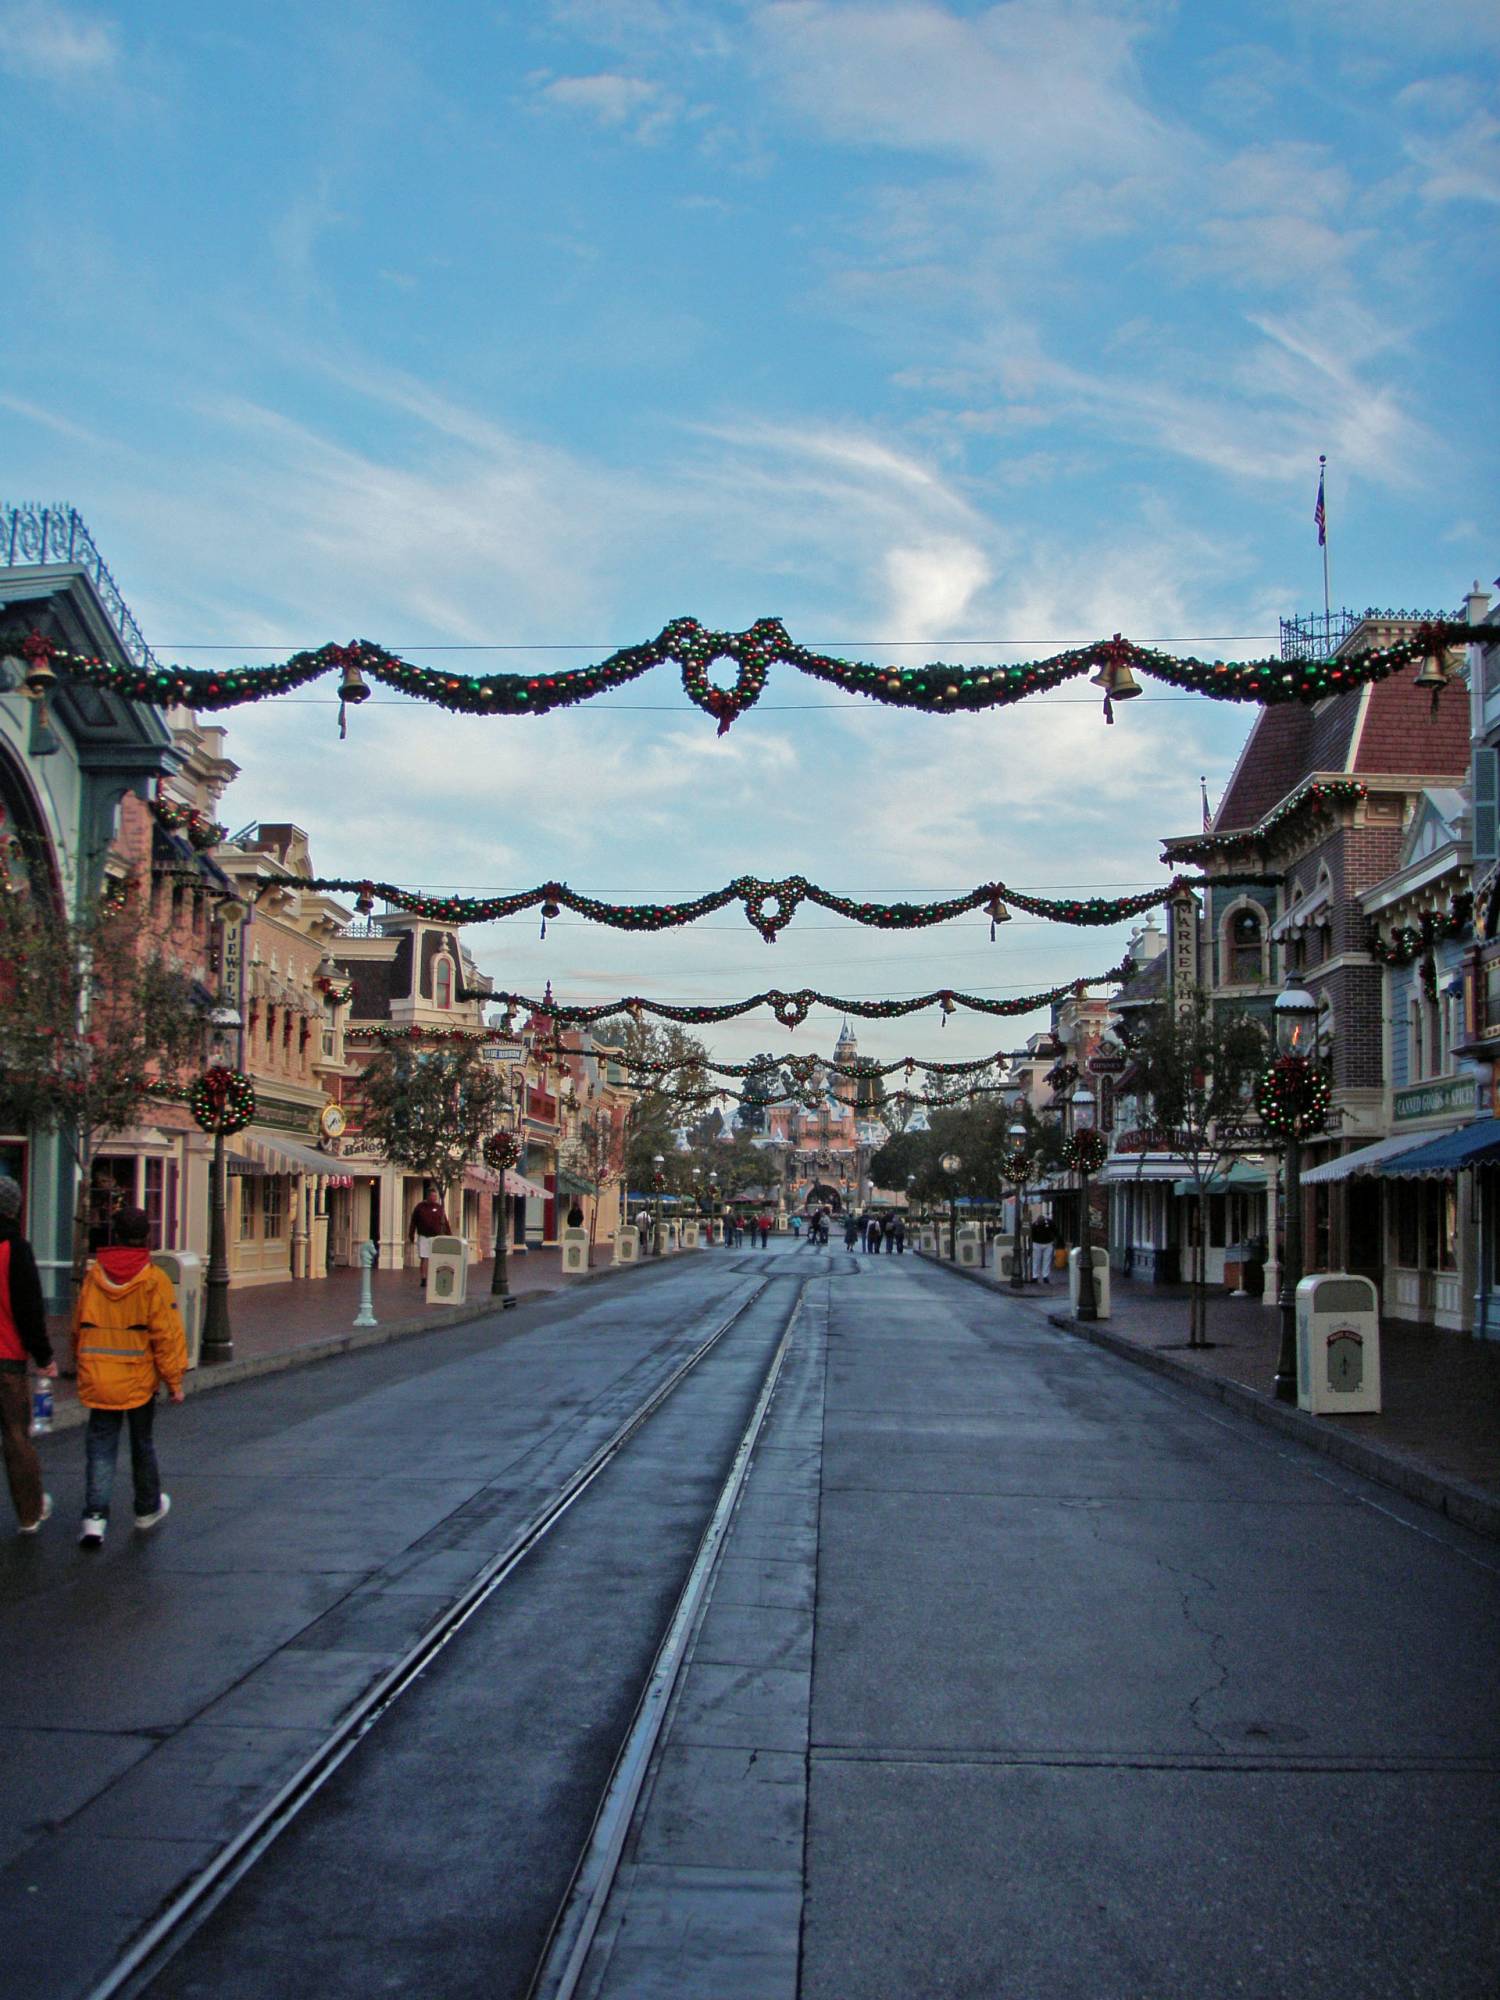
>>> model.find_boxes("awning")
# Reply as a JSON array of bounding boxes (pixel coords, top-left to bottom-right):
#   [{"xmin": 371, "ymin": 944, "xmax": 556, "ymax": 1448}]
[
  {"xmin": 1171, "ymin": 1160, "xmax": 1267, "ymax": 1199},
  {"xmin": 556, "ymin": 1167, "xmax": 595, "ymax": 1197},
  {"xmin": 232, "ymin": 1132, "xmax": 344, "ymax": 1177},
  {"xmin": 1270, "ymin": 880, "xmax": 1331, "ymax": 943},
  {"xmin": 1301, "ymin": 1129, "xmax": 1453, "ymax": 1185},
  {"xmin": 1097, "ymin": 1156, "xmax": 1195, "ymax": 1185},
  {"xmin": 504, "ymin": 1169, "xmax": 549, "ymax": 1199},
  {"xmin": 1374, "ymin": 1118, "xmax": 1500, "ymax": 1179}
]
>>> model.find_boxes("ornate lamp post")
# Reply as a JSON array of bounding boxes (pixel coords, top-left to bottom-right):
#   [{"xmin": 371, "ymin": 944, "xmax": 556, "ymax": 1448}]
[
  {"xmin": 1268, "ymin": 980, "xmax": 1324, "ymax": 1402},
  {"xmin": 1005, "ymin": 1119, "xmax": 1031, "ymax": 1290},
  {"xmin": 652, "ymin": 1152, "xmax": 666, "ymax": 1256},
  {"xmin": 1066, "ymin": 1088, "xmax": 1105, "ymax": 1323},
  {"xmin": 199, "ymin": 1008, "xmax": 245, "ymax": 1366},
  {"xmin": 707, "ymin": 1168, "xmax": 718, "ymax": 1242},
  {"xmin": 484, "ymin": 1129, "xmax": 520, "ymax": 1307},
  {"xmin": 940, "ymin": 1152, "xmax": 962, "ymax": 1260}
]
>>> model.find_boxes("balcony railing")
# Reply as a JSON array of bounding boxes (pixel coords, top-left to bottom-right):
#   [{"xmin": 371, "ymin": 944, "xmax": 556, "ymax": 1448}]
[{"xmin": 1, "ymin": 502, "xmax": 160, "ymax": 672}]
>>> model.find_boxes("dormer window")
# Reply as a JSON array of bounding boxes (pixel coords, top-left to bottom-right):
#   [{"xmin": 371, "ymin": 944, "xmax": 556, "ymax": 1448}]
[{"xmin": 434, "ymin": 956, "xmax": 453, "ymax": 1010}]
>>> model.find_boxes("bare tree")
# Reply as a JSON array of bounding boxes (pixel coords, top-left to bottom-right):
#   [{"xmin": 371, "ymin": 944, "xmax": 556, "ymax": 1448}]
[
  {"xmin": 355, "ymin": 1042, "xmax": 512, "ymax": 1223},
  {"xmin": 1124, "ymin": 992, "xmax": 1266, "ymax": 1346},
  {"xmin": 0, "ymin": 871, "xmax": 207, "ymax": 1291}
]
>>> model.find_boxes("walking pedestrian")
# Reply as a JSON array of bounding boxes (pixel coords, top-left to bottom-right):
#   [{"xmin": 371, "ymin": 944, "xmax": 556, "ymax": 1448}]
[
  {"xmin": 74, "ymin": 1207, "xmax": 186, "ymax": 1547},
  {"xmin": 758, "ymin": 1212, "xmax": 772, "ymax": 1248},
  {"xmin": 0, "ymin": 1175, "xmax": 56, "ymax": 1534},
  {"xmin": 1030, "ymin": 1210, "xmax": 1056, "ymax": 1283},
  {"xmin": 864, "ymin": 1214, "xmax": 882, "ymax": 1253},
  {"xmin": 637, "ymin": 1207, "xmax": 652, "ymax": 1254},
  {"xmin": 408, "ymin": 1181, "xmax": 451, "ymax": 1285},
  {"xmin": 891, "ymin": 1214, "xmax": 906, "ymax": 1254},
  {"xmin": 843, "ymin": 1213, "xmax": 859, "ymax": 1250}
]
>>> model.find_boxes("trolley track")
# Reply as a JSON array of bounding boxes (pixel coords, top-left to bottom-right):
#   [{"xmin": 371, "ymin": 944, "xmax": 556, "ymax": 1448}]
[{"xmin": 94, "ymin": 1271, "xmax": 811, "ymax": 2000}]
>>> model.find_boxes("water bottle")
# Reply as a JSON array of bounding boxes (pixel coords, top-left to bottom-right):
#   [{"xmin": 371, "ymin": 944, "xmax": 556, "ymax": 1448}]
[{"xmin": 31, "ymin": 1375, "xmax": 54, "ymax": 1436}]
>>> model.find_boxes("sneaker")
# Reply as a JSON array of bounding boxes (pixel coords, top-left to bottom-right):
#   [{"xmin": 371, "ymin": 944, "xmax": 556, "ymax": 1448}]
[
  {"xmin": 135, "ymin": 1494, "xmax": 172, "ymax": 1531},
  {"xmin": 18, "ymin": 1494, "xmax": 53, "ymax": 1534},
  {"xmin": 79, "ymin": 1514, "xmax": 106, "ymax": 1547}
]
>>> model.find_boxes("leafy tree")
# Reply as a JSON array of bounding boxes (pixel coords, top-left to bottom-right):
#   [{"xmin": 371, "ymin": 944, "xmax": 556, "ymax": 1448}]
[
  {"xmin": 559, "ymin": 1105, "xmax": 626, "ymax": 1266},
  {"xmin": 593, "ymin": 1014, "xmax": 714, "ymax": 1188},
  {"xmin": 735, "ymin": 1056, "xmax": 777, "ymax": 1135},
  {"xmin": 0, "ymin": 868, "xmax": 207, "ymax": 1291},
  {"xmin": 1124, "ymin": 992, "xmax": 1267, "ymax": 1346},
  {"xmin": 355, "ymin": 1042, "xmax": 512, "ymax": 1214}
]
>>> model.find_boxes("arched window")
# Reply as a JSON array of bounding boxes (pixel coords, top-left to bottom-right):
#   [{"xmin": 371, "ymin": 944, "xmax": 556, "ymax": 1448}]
[
  {"xmin": 1228, "ymin": 907, "xmax": 1264, "ymax": 984},
  {"xmin": 434, "ymin": 956, "xmax": 453, "ymax": 1010}
]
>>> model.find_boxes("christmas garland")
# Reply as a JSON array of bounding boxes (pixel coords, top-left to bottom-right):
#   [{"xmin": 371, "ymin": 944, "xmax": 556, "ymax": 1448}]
[
  {"xmin": 150, "ymin": 787, "xmax": 225, "ymax": 851},
  {"xmin": 483, "ymin": 1130, "xmax": 521, "ymax": 1171},
  {"xmin": 625, "ymin": 1047, "xmax": 1007, "ymax": 1082},
  {"xmin": 189, "ymin": 1065, "xmax": 256, "ymax": 1135},
  {"xmin": 315, "ymin": 974, "xmax": 355, "ymax": 1008},
  {"xmin": 1254, "ymin": 1057, "xmax": 1332, "ymax": 1140},
  {"xmin": 1163, "ymin": 780, "xmax": 1367, "ymax": 863},
  {"xmin": 493, "ymin": 962, "xmax": 1133, "ymax": 1029},
  {"xmin": 1063, "ymin": 1130, "xmax": 1109, "ymax": 1176},
  {"xmin": 681, "ymin": 1082, "xmax": 1007, "ymax": 1114},
  {"xmin": 13, "ymin": 616, "xmax": 1471, "ymax": 733},
  {"xmin": 1366, "ymin": 893, "xmax": 1473, "ymax": 969},
  {"xmin": 302, "ymin": 872, "xmax": 1240, "ymax": 942}
]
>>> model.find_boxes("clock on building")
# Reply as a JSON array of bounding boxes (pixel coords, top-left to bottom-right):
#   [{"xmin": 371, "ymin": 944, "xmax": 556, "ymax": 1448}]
[{"xmin": 319, "ymin": 1103, "xmax": 347, "ymax": 1140}]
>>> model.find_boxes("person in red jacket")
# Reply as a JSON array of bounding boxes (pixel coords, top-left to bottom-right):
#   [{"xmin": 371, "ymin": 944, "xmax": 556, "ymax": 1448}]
[
  {"xmin": 74, "ymin": 1206, "xmax": 186, "ymax": 1547},
  {"xmin": 408, "ymin": 1182, "xmax": 451, "ymax": 1285},
  {"xmin": 0, "ymin": 1175, "xmax": 57, "ymax": 1534}
]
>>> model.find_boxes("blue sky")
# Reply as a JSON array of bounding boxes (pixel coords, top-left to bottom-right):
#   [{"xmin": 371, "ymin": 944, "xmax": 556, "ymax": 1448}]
[{"xmin": 4, "ymin": 0, "xmax": 1496, "ymax": 1066}]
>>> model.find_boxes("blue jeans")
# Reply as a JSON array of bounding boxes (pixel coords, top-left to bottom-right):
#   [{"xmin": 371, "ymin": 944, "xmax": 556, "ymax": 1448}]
[{"xmin": 84, "ymin": 1401, "xmax": 161, "ymax": 1520}]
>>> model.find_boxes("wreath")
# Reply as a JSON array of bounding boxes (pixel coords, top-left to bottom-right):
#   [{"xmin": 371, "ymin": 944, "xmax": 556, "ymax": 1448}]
[
  {"xmin": 483, "ymin": 1130, "xmax": 520, "ymax": 1172},
  {"xmin": 1063, "ymin": 1129, "xmax": 1109, "ymax": 1176},
  {"xmin": 1254, "ymin": 1057, "xmax": 1332, "ymax": 1140},
  {"xmin": 190, "ymin": 1065, "xmax": 256, "ymax": 1135},
  {"xmin": 1000, "ymin": 1145, "xmax": 1032, "ymax": 1185}
]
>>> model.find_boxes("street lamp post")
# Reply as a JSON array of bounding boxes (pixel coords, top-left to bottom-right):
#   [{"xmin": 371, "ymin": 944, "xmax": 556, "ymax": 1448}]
[
  {"xmin": 652, "ymin": 1152, "xmax": 666, "ymax": 1257},
  {"xmin": 1007, "ymin": 1120, "xmax": 1030, "ymax": 1291},
  {"xmin": 200, "ymin": 1005, "xmax": 242, "ymax": 1366},
  {"xmin": 707, "ymin": 1169, "xmax": 718, "ymax": 1242},
  {"xmin": 940, "ymin": 1152, "xmax": 962, "ymax": 1260},
  {"xmin": 1272, "ymin": 980, "xmax": 1321, "ymax": 1402},
  {"xmin": 1072, "ymin": 1087, "xmax": 1099, "ymax": 1322}
]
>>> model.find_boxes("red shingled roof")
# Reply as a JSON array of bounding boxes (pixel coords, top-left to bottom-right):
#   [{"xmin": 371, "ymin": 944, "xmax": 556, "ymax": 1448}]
[{"xmin": 1211, "ymin": 671, "xmax": 1467, "ymax": 833}]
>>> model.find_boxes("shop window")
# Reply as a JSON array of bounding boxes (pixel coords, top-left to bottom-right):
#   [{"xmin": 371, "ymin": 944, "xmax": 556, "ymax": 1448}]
[
  {"xmin": 143, "ymin": 1158, "xmax": 165, "ymax": 1250},
  {"xmin": 1408, "ymin": 998, "xmax": 1424, "ymax": 1082},
  {"xmin": 262, "ymin": 1176, "xmax": 286, "ymax": 1239},
  {"xmin": 238, "ymin": 1180, "xmax": 256, "ymax": 1242},
  {"xmin": 1227, "ymin": 908, "xmax": 1264, "ymax": 983}
]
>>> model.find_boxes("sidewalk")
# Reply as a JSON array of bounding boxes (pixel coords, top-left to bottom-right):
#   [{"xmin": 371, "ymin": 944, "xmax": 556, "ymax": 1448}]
[
  {"xmin": 38, "ymin": 1245, "xmax": 638, "ymax": 1432},
  {"xmin": 927, "ymin": 1253, "xmax": 1500, "ymax": 1537}
]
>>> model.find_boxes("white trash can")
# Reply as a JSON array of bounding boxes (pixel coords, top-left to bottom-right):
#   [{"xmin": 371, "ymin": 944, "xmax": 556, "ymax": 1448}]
[
  {"xmin": 425, "ymin": 1235, "xmax": 469, "ymax": 1306},
  {"xmin": 956, "ymin": 1225, "xmax": 984, "ymax": 1269},
  {"xmin": 1068, "ymin": 1246, "xmax": 1111, "ymax": 1318},
  {"xmin": 614, "ymin": 1229, "xmax": 639, "ymax": 1265},
  {"xmin": 1296, "ymin": 1273, "xmax": 1380, "ymax": 1412},
  {"xmin": 681, "ymin": 1220, "xmax": 700, "ymax": 1249},
  {"xmin": 561, "ymin": 1224, "xmax": 589, "ymax": 1276},
  {"xmin": 152, "ymin": 1251, "xmax": 204, "ymax": 1368}
]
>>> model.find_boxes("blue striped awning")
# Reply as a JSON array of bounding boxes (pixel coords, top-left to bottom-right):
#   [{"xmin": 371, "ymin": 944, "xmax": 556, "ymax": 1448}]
[{"xmin": 1376, "ymin": 1118, "xmax": 1500, "ymax": 1178}]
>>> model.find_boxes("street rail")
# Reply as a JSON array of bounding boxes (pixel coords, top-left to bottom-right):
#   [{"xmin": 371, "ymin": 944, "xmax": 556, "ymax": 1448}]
[{"xmin": 90, "ymin": 1271, "xmax": 798, "ymax": 2000}]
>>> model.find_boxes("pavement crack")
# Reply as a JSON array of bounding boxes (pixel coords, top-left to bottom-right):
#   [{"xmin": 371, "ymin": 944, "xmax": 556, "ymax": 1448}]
[{"xmin": 1155, "ymin": 1554, "xmax": 1231, "ymax": 1753}]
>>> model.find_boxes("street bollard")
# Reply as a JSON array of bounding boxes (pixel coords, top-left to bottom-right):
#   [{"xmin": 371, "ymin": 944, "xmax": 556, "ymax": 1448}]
[{"xmin": 353, "ymin": 1240, "xmax": 378, "ymax": 1327}]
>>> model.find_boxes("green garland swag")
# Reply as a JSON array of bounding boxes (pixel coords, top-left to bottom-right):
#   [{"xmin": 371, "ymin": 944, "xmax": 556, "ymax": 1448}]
[
  {"xmin": 9, "ymin": 615, "xmax": 1472, "ymax": 734},
  {"xmin": 292, "ymin": 872, "xmax": 1262, "ymax": 943}
]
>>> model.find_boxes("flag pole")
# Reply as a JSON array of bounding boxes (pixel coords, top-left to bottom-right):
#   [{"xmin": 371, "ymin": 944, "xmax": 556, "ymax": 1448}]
[{"xmin": 1318, "ymin": 452, "xmax": 1330, "ymax": 626}]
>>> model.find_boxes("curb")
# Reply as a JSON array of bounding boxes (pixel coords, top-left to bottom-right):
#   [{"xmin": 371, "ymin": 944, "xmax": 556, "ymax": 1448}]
[
  {"xmin": 37, "ymin": 1244, "xmax": 684, "ymax": 1438},
  {"xmin": 919, "ymin": 1249, "xmax": 1500, "ymax": 1544}
]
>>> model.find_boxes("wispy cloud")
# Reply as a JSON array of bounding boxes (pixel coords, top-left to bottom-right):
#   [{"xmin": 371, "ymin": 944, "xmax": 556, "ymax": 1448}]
[
  {"xmin": 535, "ymin": 68, "xmax": 684, "ymax": 139},
  {"xmin": 0, "ymin": 0, "xmax": 117, "ymax": 83}
]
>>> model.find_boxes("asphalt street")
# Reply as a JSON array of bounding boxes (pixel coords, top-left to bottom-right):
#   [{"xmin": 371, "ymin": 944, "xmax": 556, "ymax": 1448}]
[{"xmin": 3, "ymin": 1238, "xmax": 1497, "ymax": 1999}]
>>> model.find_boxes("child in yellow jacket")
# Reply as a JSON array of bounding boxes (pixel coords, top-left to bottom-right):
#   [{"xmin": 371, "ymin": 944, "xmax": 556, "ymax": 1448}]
[{"xmin": 73, "ymin": 1206, "xmax": 187, "ymax": 1548}]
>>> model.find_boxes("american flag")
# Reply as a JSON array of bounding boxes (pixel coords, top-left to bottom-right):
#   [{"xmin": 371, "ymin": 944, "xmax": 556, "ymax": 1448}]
[{"xmin": 1314, "ymin": 468, "xmax": 1326, "ymax": 547}]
